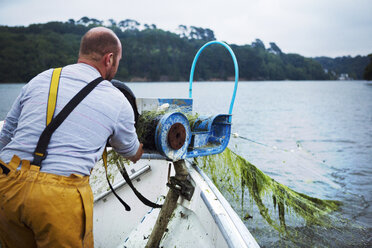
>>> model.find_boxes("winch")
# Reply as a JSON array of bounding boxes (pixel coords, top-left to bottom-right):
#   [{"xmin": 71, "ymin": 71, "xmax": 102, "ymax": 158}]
[{"xmin": 134, "ymin": 41, "xmax": 239, "ymax": 161}]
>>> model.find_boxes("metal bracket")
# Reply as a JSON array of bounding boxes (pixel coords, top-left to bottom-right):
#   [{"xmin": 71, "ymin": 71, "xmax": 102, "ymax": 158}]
[{"xmin": 166, "ymin": 176, "xmax": 195, "ymax": 201}]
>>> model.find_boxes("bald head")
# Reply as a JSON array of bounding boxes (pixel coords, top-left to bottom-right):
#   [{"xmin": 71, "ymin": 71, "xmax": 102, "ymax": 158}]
[{"xmin": 79, "ymin": 27, "xmax": 121, "ymax": 62}]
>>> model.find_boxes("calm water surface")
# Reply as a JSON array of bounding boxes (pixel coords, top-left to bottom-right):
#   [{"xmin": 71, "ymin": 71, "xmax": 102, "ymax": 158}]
[{"xmin": 1, "ymin": 81, "xmax": 371, "ymax": 246}]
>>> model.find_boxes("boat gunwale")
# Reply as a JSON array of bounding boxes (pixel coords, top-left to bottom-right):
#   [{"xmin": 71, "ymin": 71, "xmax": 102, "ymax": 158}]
[{"xmin": 191, "ymin": 161, "xmax": 260, "ymax": 248}]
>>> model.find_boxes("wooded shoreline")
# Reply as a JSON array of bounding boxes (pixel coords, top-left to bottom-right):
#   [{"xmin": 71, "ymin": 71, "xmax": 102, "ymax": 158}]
[{"xmin": 0, "ymin": 18, "xmax": 369, "ymax": 83}]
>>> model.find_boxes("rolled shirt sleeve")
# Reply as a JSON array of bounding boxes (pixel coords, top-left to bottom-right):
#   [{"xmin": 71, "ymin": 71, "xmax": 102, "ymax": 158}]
[{"xmin": 109, "ymin": 98, "xmax": 140, "ymax": 158}]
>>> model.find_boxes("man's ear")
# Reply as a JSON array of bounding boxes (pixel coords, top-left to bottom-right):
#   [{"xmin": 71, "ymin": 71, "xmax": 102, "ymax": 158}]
[{"xmin": 104, "ymin": 53, "xmax": 114, "ymax": 66}]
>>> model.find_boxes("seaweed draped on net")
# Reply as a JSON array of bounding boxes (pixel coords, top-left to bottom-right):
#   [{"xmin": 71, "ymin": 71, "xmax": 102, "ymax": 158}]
[{"xmin": 195, "ymin": 148, "xmax": 370, "ymax": 247}]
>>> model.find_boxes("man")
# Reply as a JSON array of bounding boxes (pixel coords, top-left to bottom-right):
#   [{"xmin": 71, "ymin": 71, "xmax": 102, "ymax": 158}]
[{"xmin": 0, "ymin": 27, "xmax": 143, "ymax": 247}]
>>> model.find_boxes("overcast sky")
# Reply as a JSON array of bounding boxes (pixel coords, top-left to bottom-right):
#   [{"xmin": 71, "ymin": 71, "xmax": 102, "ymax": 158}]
[{"xmin": 0, "ymin": 0, "xmax": 371, "ymax": 58}]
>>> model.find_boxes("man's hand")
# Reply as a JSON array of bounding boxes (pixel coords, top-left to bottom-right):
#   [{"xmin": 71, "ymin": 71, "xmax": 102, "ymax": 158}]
[{"xmin": 128, "ymin": 143, "xmax": 143, "ymax": 163}]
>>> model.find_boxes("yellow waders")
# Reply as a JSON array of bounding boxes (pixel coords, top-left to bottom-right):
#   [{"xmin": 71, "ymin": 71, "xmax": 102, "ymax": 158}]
[
  {"xmin": 0, "ymin": 68, "xmax": 95, "ymax": 248},
  {"xmin": 0, "ymin": 156, "xmax": 93, "ymax": 248}
]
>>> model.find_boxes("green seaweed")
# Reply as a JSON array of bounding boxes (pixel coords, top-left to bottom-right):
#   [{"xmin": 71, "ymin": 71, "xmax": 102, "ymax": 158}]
[
  {"xmin": 121, "ymin": 110, "xmax": 341, "ymax": 232},
  {"xmin": 184, "ymin": 112, "xmax": 199, "ymax": 128},
  {"xmin": 107, "ymin": 149, "xmax": 131, "ymax": 167},
  {"xmin": 195, "ymin": 148, "xmax": 341, "ymax": 234},
  {"xmin": 136, "ymin": 110, "xmax": 166, "ymax": 149}
]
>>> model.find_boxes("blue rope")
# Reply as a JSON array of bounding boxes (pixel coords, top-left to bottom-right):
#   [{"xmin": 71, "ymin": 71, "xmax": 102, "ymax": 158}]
[{"xmin": 188, "ymin": 41, "xmax": 239, "ymax": 116}]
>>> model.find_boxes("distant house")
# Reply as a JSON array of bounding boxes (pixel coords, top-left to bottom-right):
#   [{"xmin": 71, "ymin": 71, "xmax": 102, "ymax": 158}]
[{"xmin": 338, "ymin": 73, "xmax": 351, "ymax": 80}]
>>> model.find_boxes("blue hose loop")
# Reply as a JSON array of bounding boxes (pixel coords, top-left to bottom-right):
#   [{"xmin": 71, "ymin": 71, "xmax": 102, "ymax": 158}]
[{"xmin": 188, "ymin": 41, "xmax": 239, "ymax": 119}]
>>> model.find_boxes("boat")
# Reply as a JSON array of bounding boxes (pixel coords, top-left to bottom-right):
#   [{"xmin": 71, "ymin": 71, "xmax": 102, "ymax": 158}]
[
  {"xmin": 0, "ymin": 41, "xmax": 260, "ymax": 248},
  {"xmin": 0, "ymin": 116, "xmax": 259, "ymax": 248}
]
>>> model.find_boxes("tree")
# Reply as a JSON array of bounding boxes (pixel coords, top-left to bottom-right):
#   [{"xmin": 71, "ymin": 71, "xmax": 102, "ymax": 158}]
[
  {"xmin": 268, "ymin": 42, "xmax": 282, "ymax": 54},
  {"xmin": 252, "ymin": 39, "xmax": 265, "ymax": 49},
  {"xmin": 189, "ymin": 26, "xmax": 215, "ymax": 41},
  {"xmin": 364, "ymin": 54, "xmax": 372, "ymax": 80},
  {"xmin": 118, "ymin": 19, "xmax": 140, "ymax": 31},
  {"xmin": 0, "ymin": 18, "xmax": 335, "ymax": 82},
  {"xmin": 315, "ymin": 55, "xmax": 370, "ymax": 80},
  {"xmin": 77, "ymin": 17, "xmax": 90, "ymax": 25},
  {"xmin": 108, "ymin": 19, "xmax": 117, "ymax": 27}
]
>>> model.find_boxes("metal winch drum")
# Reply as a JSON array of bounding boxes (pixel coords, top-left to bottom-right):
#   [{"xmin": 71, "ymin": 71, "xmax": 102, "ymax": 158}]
[{"xmin": 154, "ymin": 112, "xmax": 191, "ymax": 161}]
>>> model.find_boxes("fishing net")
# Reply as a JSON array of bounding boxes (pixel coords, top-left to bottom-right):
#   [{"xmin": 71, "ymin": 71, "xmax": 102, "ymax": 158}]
[
  {"xmin": 97, "ymin": 109, "xmax": 371, "ymax": 247},
  {"xmin": 195, "ymin": 148, "xmax": 371, "ymax": 247}
]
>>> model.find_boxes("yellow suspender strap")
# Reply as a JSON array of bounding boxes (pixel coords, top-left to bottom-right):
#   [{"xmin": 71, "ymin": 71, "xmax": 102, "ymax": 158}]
[
  {"xmin": 46, "ymin": 68, "xmax": 106, "ymax": 167},
  {"xmin": 33, "ymin": 68, "xmax": 61, "ymax": 159},
  {"xmin": 47, "ymin": 68, "xmax": 62, "ymax": 126}
]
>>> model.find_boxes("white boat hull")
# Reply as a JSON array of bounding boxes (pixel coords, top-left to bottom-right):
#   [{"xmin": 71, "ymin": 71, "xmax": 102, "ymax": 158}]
[{"xmin": 90, "ymin": 152, "xmax": 259, "ymax": 248}]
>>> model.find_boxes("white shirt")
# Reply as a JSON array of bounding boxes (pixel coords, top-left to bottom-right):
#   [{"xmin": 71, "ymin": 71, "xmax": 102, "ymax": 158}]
[{"xmin": 0, "ymin": 63, "xmax": 140, "ymax": 176}]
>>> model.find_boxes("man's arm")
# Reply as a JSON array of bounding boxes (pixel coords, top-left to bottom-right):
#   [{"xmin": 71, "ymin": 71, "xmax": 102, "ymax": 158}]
[
  {"xmin": 109, "ymin": 98, "xmax": 142, "ymax": 161},
  {"xmin": 0, "ymin": 87, "xmax": 25, "ymax": 151},
  {"xmin": 128, "ymin": 143, "xmax": 143, "ymax": 163}
]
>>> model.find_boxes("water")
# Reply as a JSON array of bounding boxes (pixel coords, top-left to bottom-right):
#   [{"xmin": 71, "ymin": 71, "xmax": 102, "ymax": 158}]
[{"xmin": 1, "ymin": 81, "xmax": 372, "ymax": 246}]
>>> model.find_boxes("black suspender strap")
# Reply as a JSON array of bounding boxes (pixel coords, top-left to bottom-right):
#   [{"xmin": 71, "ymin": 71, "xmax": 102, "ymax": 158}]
[
  {"xmin": 32, "ymin": 71, "xmax": 161, "ymax": 211},
  {"xmin": 0, "ymin": 162, "xmax": 10, "ymax": 175},
  {"xmin": 32, "ymin": 76, "xmax": 104, "ymax": 166}
]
